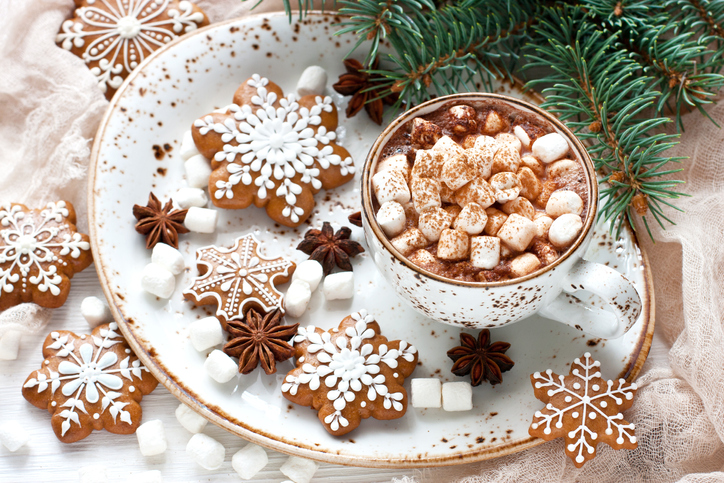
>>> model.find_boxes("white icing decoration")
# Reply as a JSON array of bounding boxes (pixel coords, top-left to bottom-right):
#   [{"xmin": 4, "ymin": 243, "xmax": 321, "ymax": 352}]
[
  {"xmin": 56, "ymin": 0, "xmax": 205, "ymax": 93},
  {"xmin": 0, "ymin": 202, "xmax": 90, "ymax": 297}
]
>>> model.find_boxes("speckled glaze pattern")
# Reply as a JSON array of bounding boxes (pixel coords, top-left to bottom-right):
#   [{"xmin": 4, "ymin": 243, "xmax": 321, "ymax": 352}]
[{"xmin": 88, "ymin": 13, "xmax": 654, "ymax": 468}]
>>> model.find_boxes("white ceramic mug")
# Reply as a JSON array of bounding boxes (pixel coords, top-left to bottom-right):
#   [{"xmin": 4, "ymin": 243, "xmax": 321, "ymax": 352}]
[{"xmin": 361, "ymin": 93, "xmax": 641, "ymax": 339}]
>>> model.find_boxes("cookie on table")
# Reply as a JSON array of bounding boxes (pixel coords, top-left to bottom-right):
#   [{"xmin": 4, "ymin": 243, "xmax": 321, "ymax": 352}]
[
  {"xmin": 192, "ymin": 74, "xmax": 356, "ymax": 227},
  {"xmin": 56, "ymin": 0, "xmax": 209, "ymax": 98},
  {"xmin": 0, "ymin": 201, "xmax": 92, "ymax": 311},
  {"xmin": 281, "ymin": 310, "xmax": 418, "ymax": 436},
  {"xmin": 22, "ymin": 323, "xmax": 158, "ymax": 443}
]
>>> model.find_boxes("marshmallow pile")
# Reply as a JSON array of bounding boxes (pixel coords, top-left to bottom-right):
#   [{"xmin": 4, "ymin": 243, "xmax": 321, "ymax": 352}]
[
  {"xmin": 285, "ymin": 257, "xmax": 358, "ymax": 318},
  {"xmin": 373, "ymin": 105, "xmax": 586, "ymax": 279},
  {"xmin": 140, "ymin": 243, "xmax": 186, "ymax": 299}
]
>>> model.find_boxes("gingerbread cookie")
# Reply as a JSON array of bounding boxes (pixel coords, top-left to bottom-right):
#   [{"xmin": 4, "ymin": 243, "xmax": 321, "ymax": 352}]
[
  {"xmin": 192, "ymin": 74, "xmax": 355, "ymax": 227},
  {"xmin": 529, "ymin": 352, "xmax": 638, "ymax": 467},
  {"xmin": 281, "ymin": 310, "xmax": 418, "ymax": 436},
  {"xmin": 0, "ymin": 201, "xmax": 92, "ymax": 311},
  {"xmin": 22, "ymin": 323, "xmax": 158, "ymax": 443},
  {"xmin": 184, "ymin": 234, "xmax": 295, "ymax": 328},
  {"xmin": 57, "ymin": 0, "xmax": 209, "ymax": 98}
]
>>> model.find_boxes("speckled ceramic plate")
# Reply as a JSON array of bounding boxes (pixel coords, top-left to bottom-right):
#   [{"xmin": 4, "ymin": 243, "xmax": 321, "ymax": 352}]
[{"xmin": 88, "ymin": 12, "xmax": 655, "ymax": 468}]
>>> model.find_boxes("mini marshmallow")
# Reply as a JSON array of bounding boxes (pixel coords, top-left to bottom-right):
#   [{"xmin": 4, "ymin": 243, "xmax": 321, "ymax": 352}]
[
  {"xmin": 439, "ymin": 184, "xmax": 456, "ymax": 204},
  {"xmin": 285, "ymin": 279, "xmax": 312, "ymax": 318},
  {"xmin": 418, "ymin": 208, "xmax": 454, "ymax": 242},
  {"xmin": 432, "ymin": 135, "xmax": 464, "ymax": 158},
  {"xmin": 372, "ymin": 169, "xmax": 411, "ymax": 204},
  {"xmin": 501, "ymin": 197, "xmax": 535, "ymax": 220},
  {"xmin": 136, "ymin": 419, "xmax": 167, "ymax": 457},
  {"xmin": 410, "ymin": 118, "xmax": 442, "ymax": 148},
  {"xmin": 454, "ymin": 178, "xmax": 496, "ymax": 209},
  {"xmin": 189, "ymin": 316, "xmax": 224, "ymax": 352},
  {"xmin": 391, "ymin": 228, "xmax": 429, "ymax": 256},
  {"xmin": 232, "ymin": 443, "xmax": 269, "ymax": 480},
  {"xmin": 461, "ymin": 134, "xmax": 482, "ymax": 149},
  {"xmin": 547, "ymin": 159, "xmax": 581, "ymax": 179},
  {"xmin": 411, "ymin": 378, "xmax": 442, "ymax": 408},
  {"xmin": 453, "ymin": 202, "xmax": 488, "ymax": 235},
  {"xmin": 377, "ymin": 154, "xmax": 410, "ymax": 181},
  {"xmin": 410, "ymin": 178, "xmax": 441, "ymax": 213},
  {"xmin": 442, "ymin": 381, "xmax": 473, "ymax": 411},
  {"xmin": 534, "ymin": 215, "xmax": 554, "ymax": 238},
  {"xmin": 78, "ymin": 465, "xmax": 108, "ymax": 483},
  {"xmin": 408, "ymin": 249, "xmax": 437, "ymax": 265},
  {"xmin": 377, "ymin": 201, "xmax": 407, "ymax": 238},
  {"xmin": 534, "ymin": 241, "xmax": 559, "ymax": 265},
  {"xmin": 482, "ymin": 110, "xmax": 505, "ymax": 134},
  {"xmin": 473, "ymin": 135, "xmax": 498, "ymax": 150},
  {"xmin": 513, "ymin": 125, "xmax": 531, "ymax": 148},
  {"xmin": 0, "ymin": 330, "xmax": 22, "ymax": 361},
  {"xmin": 448, "ymin": 105, "xmax": 477, "ymax": 135},
  {"xmin": 411, "ymin": 149, "xmax": 443, "ymax": 179},
  {"xmin": 500, "ymin": 243, "xmax": 515, "ymax": 258},
  {"xmin": 496, "ymin": 213, "xmax": 537, "ymax": 252},
  {"xmin": 441, "ymin": 152, "xmax": 473, "ymax": 190},
  {"xmin": 322, "ymin": 271, "xmax": 354, "ymax": 300},
  {"xmin": 296, "ymin": 65, "xmax": 328, "ymax": 96},
  {"xmin": 444, "ymin": 204, "xmax": 462, "ymax": 219},
  {"xmin": 510, "ymin": 253, "xmax": 541, "ymax": 277},
  {"xmin": 495, "ymin": 132, "xmax": 522, "ymax": 153},
  {"xmin": 180, "ymin": 130, "xmax": 201, "ymax": 160},
  {"xmin": 174, "ymin": 187, "xmax": 208, "ymax": 209},
  {"xmin": 549, "ymin": 214, "xmax": 583, "ymax": 248},
  {"xmin": 127, "ymin": 471, "xmax": 163, "ymax": 483},
  {"xmin": 152, "ymin": 243, "xmax": 185, "ymax": 275},
  {"xmin": 520, "ymin": 155, "xmax": 545, "ymax": 177},
  {"xmin": 470, "ymin": 236, "xmax": 501, "ymax": 269},
  {"xmin": 141, "ymin": 262, "xmax": 175, "ymax": 299},
  {"xmin": 186, "ymin": 433, "xmax": 225, "ymax": 470},
  {"xmin": 531, "ymin": 132, "xmax": 569, "ymax": 163},
  {"xmin": 204, "ymin": 349, "xmax": 238, "ymax": 383},
  {"xmin": 280, "ymin": 455, "xmax": 319, "ymax": 483},
  {"xmin": 464, "ymin": 146, "xmax": 495, "ymax": 180},
  {"xmin": 489, "ymin": 172, "xmax": 522, "ymax": 203},
  {"xmin": 184, "ymin": 154, "xmax": 212, "ymax": 189},
  {"xmin": 175, "ymin": 403, "xmax": 208, "ymax": 434},
  {"xmin": 184, "ymin": 206, "xmax": 218, "ymax": 233},
  {"xmin": 0, "ymin": 421, "xmax": 29, "ymax": 452},
  {"xmin": 536, "ymin": 179, "xmax": 558, "ymax": 208},
  {"xmin": 491, "ymin": 144, "xmax": 521, "ymax": 174},
  {"xmin": 80, "ymin": 296, "xmax": 113, "ymax": 329},
  {"xmin": 437, "ymin": 229, "xmax": 469, "ymax": 260},
  {"xmin": 291, "ymin": 260, "xmax": 324, "ymax": 292},
  {"xmin": 546, "ymin": 190, "xmax": 584, "ymax": 217},
  {"xmin": 484, "ymin": 208, "xmax": 508, "ymax": 236},
  {"xmin": 517, "ymin": 167, "xmax": 543, "ymax": 201}
]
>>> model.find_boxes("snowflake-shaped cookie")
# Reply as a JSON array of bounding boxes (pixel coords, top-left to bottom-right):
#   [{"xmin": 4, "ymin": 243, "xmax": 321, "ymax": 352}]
[
  {"xmin": 192, "ymin": 74, "xmax": 356, "ymax": 227},
  {"xmin": 56, "ymin": 0, "xmax": 208, "ymax": 98},
  {"xmin": 183, "ymin": 234, "xmax": 296, "ymax": 328},
  {"xmin": 0, "ymin": 201, "xmax": 92, "ymax": 311},
  {"xmin": 528, "ymin": 352, "xmax": 638, "ymax": 467},
  {"xmin": 22, "ymin": 323, "xmax": 158, "ymax": 443},
  {"xmin": 281, "ymin": 310, "xmax": 418, "ymax": 436}
]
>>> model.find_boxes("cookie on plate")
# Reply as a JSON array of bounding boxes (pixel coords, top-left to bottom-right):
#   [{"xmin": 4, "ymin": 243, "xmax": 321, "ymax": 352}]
[{"xmin": 192, "ymin": 74, "xmax": 356, "ymax": 227}]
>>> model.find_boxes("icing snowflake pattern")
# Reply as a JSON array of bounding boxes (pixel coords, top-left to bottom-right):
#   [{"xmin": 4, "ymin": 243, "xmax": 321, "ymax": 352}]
[
  {"xmin": 56, "ymin": 0, "xmax": 207, "ymax": 95},
  {"xmin": 183, "ymin": 234, "xmax": 295, "ymax": 323},
  {"xmin": 192, "ymin": 75, "xmax": 355, "ymax": 227},
  {"xmin": 281, "ymin": 310, "xmax": 418, "ymax": 436},
  {"xmin": 0, "ymin": 201, "xmax": 92, "ymax": 310},
  {"xmin": 22, "ymin": 323, "xmax": 158, "ymax": 443},
  {"xmin": 529, "ymin": 352, "xmax": 638, "ymax": 467}
]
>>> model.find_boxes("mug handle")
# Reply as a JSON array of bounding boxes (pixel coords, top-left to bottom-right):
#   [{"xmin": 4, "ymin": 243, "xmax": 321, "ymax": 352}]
[{"xmin": 538, "ymin": 259, "xmax": 642, "ymax": 339}]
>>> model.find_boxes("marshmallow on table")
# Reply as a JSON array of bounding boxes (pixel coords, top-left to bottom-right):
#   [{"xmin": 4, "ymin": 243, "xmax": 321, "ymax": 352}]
[
  {"xmin": 391, "ymin": 228, "xmax": 428, "ymax": 256},
  {"xmin": 141, "ymin": 262, "xmax": 175, "ymax": 299},
  {"xmin": 411, "ymin": 378, "xmax": 442, "ymax": 408},
  {"xmin": 418, "ymin": 207, "xmax": 454, "ymax": 242},
  {"xmin": 517, "ymin": 167, "xmax": 543, "ymax": 201},
  {"xmin": 291, "ymin": 260, "xmax": 323, "ymax": 292},
  {"xmin": 78, "ymin": 465, "xmax": 108, "ymax": 483},
  {"xmin": 513, "ymin": 125, "xmax": 531, "ymax": 148},
  {"xmin": 175, "ymin": 403, "xmax": 208, "ymax": 434},
  {"xmin": 136, "ymin": 419, "xmax": 167, "ymax": 457},
  {"xmin": 546, "ymin": 190, "xmax": 584, "ymax": 217},
  {"xmin": 496, "ymin": 213, "xmax": 537, "ymax": 252},
  {"xmin": 534, "ymin": 215, "xmax": 554, "ymax": 238},
  {"xmin": 285, "ymin": 279, "xmax": 312, "ymax": 318},
  {"xmin": 152, "ymin": 243, "xmax": 185, "ymax": 275},
  {"xmin": 489, "ymin": 172, "xmax": 522, "ymax": 203},
  {"xmin": 491, "ymin": 144, "xmax": 521, "ymax": 174},
  {"xmin": 322, "ymin": 271, "xmax": 354, "ymax": 300},
  {"xmin": 470, "ymin": 236, "xmax": 500, "ymax": 269},
  {"xmin": 372, "ymin": 169, "xmax": 410, "ymax": 204},
  {"xmin": 204, "ymin": 349, "xmax": 238, "ymax": 383},
  {"xmin": 186, "ymin": 433, "xmax": 225, "ymax": 470},
  {"xmin": 296, "ymin": 65, "xmax": 328, "ymax": 96},
  {"xmin": 189, "ymin": 316, "xmax": 224, "ymax": 352},
  {"xmin": 411, "ymin": 149, "xmax": 443, "ymax": 179},
  {"xmin": 377, "ymin": 154, "xmax": 410, "ymax": 181},
  {"xmin": 411, "ymin": 178, "xmax": 442, "ymax": 213},
  {"xmin": 495, "ymin": 132, "xmax": 522, "ymax": 153},
  {"xmin": 184, "ymin": 154, "xmax": 212, "ymax": 189},
  {"xmin": 437, "ymin": 229, "xmax": 469, "ymax": 261},
  {"xmin": 0, "ymin": 330, "xmax": 22, "ymax": 361},
  {"xmin": 232, "ymin": 442, "xmax": 269, "ymax": 480},
  {"xmin": 440, "ymin": 152, "xmax": 473, "ymax": 190},
  {"xmin": 280, "ymin": 455, "xmax": 319, "ymax": 483},
  {"xmin": 531, "ymin": 132, "xmax": 569, "ymax": 163},
  {"xmin": 484, "ymin": 208, "xmax": 508, "ymax": 236},
  {"xmin": 454, "ymin": 202, "xmax": 488, "ymax": 235},
  {"xmin": 180, "ymin": 130, "xmax": 201, "ymax": 160},
  {"xmin": 184, "ymin": 206, "xmax": 217, "ymax": 233},
  {"xmin": 80, "ymin": 296, "xmax": 113, "ymax": 329},
  {"xmin": 547, "ymin": 159, "xmax": 581, "ymax": 179},
  {"xmin": 454, "ymin": 178, "xmax": 496, "ymax": 209},
  {"xmin": 511, "ymin": 253, "xmax": 541, "ymax": 277},
  {"xmin": 0, "ymin": 421, "xmax": 29, "ymax": 452},
  {"xmin": 126, "ymin": 471, "xmax": 163, "ymax": 483},
  {"xmin": 442, "ymin": 381, "xmax": 473, "ymax": 411},
  {"xmin": 376, "ymin": 201, "xmax": 407, "ymax": 238},
  {"xmin": 174, "ymin": 187, "xmax": 208, "ymax": 209},
  {"xmin": 549, "ymin": 214, "xmax": 583, "ymax": 248},
  {"xmin": 501, "ymin": 197, "xmax": 535, "ymax": 220}
]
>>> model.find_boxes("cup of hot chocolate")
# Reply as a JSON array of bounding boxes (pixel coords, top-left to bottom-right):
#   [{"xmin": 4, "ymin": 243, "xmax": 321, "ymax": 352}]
[{"xmin": 361, "ymin": 93, "xmax": 641, "ymax": 339}]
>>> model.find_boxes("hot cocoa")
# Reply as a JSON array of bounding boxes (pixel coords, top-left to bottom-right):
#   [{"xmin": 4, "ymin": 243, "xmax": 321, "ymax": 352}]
[{"xmin": 371, "ymin": 100, "xmax": 589, "ymax": 282}]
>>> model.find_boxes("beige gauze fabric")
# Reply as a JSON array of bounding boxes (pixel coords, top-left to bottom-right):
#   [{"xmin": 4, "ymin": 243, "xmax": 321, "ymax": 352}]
[{"xmin": 1, "ymin": 1, "xmax": 724, "ymax": 481}]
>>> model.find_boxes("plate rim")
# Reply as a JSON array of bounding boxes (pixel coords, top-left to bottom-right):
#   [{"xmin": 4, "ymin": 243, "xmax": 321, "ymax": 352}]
[{"xmin": 87, "ymin": 11, "xmax": 656, "ymax": 468}]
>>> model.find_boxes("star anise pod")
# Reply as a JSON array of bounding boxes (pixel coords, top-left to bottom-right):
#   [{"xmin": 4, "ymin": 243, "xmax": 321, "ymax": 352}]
[
  {"xmin": 447, "ymin": 330, "xmax": 514, "ymax": 386},
  {"xmin": 347, "ymin": 211, "xmax": 363, "ymax": 227},
  {"xmin": 132, "ymin": 192, "xmax": 188, "ymax": 249},
  {"xmin": 333, "ymin": 57, "xmax": 399, "ymax": 125},
  {"xmin": 223, "ymin": 308, "xmax": 298, "ymax": 375},
  {"xmin": 296, "ymin": 222, "xmax": 365, "ymax": 276}
]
